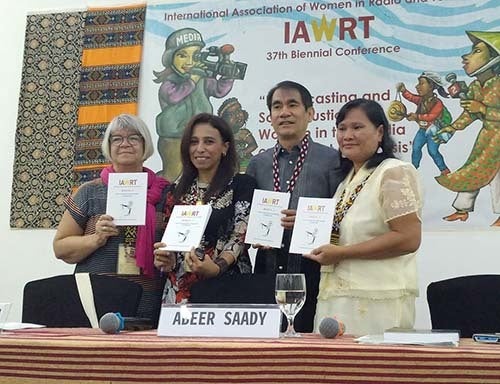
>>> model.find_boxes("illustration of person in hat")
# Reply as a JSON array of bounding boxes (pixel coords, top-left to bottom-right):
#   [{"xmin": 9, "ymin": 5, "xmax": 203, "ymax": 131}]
[
  {"xmin": 434, "ymin": 31, "xmax": 500, "ymax": 226},
  {"xmin": 153, "ymin": 28, "xmax": 240, "ymax": 181},
  {"xmin": 217, "ymin": 97, "xmax": 257, "ymax": 172},
  {"xmin": 396, "ymin": 71, "xmax": 452, "ymax": 175}
]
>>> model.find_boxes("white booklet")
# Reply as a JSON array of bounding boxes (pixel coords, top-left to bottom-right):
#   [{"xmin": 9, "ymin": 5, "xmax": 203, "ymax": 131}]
[
  {"xmin": 1, "ymin": 322, "xmax": 46, "ymax": 331},
  {"xmin": 289, "ymin": 197, "xmax": 336, "ymax": 254},
  {"xmin": 383, "ymin": 328, "xmax": 460, "ymax": 346},
  {"xmin": 245, "ymin": 189, "xmax": 290, "ymax": 248},
  {"xmin": 106, "ymin": 172, "xmax": 148, "ymax": 226},
  {"xmin": 161, "ymin": 204, "xmax": 212, "ymax": 252}
]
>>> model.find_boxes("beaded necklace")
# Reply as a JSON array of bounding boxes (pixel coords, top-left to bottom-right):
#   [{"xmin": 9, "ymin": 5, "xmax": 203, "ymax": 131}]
[
  {"xmin": 272, "ymin": 133, "xmax": 309, "ymax": 193},
  {"xmin": 195, "ymin": 179, "xmax": 209, "ymax": 205},
  {"xmin": 330, "ymin": 173, "xmax": 372, "ymax": 245}
]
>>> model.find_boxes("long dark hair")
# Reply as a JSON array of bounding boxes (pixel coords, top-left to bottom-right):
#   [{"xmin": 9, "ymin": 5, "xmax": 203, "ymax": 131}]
[
  {"xmin": 336, "ymin": 99, "xmax": 396, "ymax": 178},
  {"xmin": 174, "ymin": 113, "xmax": 238, "ymax": 202}
]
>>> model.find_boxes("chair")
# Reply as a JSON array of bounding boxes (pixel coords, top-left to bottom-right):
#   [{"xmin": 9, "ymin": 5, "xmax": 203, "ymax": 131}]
[
  {"xmin": 22, "ymin": 274, "xmax": 143, "ymax": 327},
  {"xmin": 427, "ymin": 275, "xmax": 500, "ymax": 338},
  {"xmin": 190, "ymin": 274, "xmax": 276, "ymax": 304}
]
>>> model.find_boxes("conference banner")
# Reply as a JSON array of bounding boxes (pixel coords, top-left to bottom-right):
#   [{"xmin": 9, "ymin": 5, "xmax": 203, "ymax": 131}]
[{"xmin": 138, "ymin": 0, "xmax": 499, "ymax": 230}]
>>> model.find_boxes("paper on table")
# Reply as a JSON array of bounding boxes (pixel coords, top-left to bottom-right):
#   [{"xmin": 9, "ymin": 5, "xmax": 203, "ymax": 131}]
[
  {"xmin": 383, "ymin": 327, "xmax": 460, "ymax": 346},
  {"xmin": 1, "ymin": 322, "xmax": 46, "ymax": 330},
  {"xmin": 0, "ymin": 303, "xmax": 12, "ymax": 332},
  {"xmin": 355, "ymin": 334, "xmax": 459, "ymax": 347}
]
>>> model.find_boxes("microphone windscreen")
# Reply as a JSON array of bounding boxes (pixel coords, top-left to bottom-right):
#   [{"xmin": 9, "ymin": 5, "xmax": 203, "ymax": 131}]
[
  {"xmin": 99, "ymin": 312, "xmax": 122, "ymax": 334},
  {"xmin": 319, "ymin": 317, "xmax": 345, "ymax": 338}
]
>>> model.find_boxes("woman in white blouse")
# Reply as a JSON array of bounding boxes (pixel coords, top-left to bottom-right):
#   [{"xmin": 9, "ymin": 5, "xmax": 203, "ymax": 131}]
[{"xmin": 304, "ymin": 99, "xmax": 423, "ymax": 336}]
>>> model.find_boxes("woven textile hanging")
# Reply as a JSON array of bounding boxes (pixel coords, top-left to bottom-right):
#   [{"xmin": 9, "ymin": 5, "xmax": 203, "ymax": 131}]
[
  {"xmin": 73, "ymin": 4, "xmax": 146, "ymax": 187},
  {"xmin": 10, "ymin": 5, "xmax": 146, "ymax": 229},
  {"xmin": 10, "ymin": 12, "xmax": 85, "ymax": 229}
]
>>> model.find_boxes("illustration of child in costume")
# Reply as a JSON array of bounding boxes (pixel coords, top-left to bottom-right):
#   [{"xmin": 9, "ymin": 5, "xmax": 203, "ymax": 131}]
[
  {"xmin": 434, "ymin": 31, "xmax": 500, "ymax": 226},
  {"xmin": 153, "ymin": 28, "xmax": 246, "ymax": 181},
  {"xmin": 396, "ymin": 71, "xmax": 452, "ymax": 175},
  {"xmin": 217, "ymin": 97, "xmax": 257, "ymax": 172}
]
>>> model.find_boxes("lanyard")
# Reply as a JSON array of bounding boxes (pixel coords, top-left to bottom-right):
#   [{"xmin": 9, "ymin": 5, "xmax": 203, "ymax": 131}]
[{"xmin": 272, "ymin": 134, "xmax": 309, "ymax": 193}]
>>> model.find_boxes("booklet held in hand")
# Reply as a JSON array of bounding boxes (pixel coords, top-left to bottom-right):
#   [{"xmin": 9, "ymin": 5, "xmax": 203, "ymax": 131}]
[
  {"xmin": 106, "ymin": 172, "xmax": 147, "ymax": 226},
  {"xmin": 161, "ymin": 205, "xmax": 212, "ymax": 252},
  {"xmin": 245, "ymin": 189, "xmax": 290, "ymax": 248},
  {"xmin": 289, "ymin": 197, "xmax": 335, "ymax": 254}
]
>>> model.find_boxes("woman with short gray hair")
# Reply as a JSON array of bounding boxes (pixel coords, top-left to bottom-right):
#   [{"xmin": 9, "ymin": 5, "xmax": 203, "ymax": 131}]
[{"xmin": 54, "ymin": 113, "xmax": 169, "ymax": 324}]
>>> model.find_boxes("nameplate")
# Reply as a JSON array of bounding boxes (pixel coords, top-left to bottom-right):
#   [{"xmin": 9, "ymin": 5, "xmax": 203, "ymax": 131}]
[{"xmin": 157, "ymin": 304, "xmax": 281, "ymax": 338}]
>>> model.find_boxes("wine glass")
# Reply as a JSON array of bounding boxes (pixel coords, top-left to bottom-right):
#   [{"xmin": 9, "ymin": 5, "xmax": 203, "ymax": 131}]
[{"xmin": 275, "ymin": 273, "xmax": 306, "ymax": 337}]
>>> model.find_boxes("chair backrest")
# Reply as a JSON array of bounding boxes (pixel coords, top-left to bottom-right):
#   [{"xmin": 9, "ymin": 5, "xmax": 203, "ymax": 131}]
[
  {"xmin": 190, "ymin": 274, "xmax": 276, "ymax": 304},
  {"xmin": 427, "ymin": 275, "xmax": 500, "ymax": 338},
  {"xmin": 22, "ymin": 274, "xmax": 143, "ymax": 327}
]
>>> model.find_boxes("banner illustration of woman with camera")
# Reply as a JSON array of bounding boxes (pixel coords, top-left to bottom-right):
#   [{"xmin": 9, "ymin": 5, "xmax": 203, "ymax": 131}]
[{"xmin": 153, "ymin": 27, "xmax": 247, "ymax": 181}]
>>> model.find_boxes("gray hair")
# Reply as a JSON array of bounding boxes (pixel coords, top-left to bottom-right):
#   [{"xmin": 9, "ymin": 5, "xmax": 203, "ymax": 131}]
[{"xmin": 101, "ymin": 114, "xmax": 154, "ymax": 161}]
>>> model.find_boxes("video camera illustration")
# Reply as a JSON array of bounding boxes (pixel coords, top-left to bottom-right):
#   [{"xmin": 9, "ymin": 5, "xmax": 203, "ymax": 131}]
[{"xmin": 194, "ymin": 44, "xmax": 247, "ymax": 80}]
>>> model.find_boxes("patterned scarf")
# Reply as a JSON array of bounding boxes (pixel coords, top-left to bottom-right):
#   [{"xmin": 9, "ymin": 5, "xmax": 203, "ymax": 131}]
[
  {"xmin": 272, "ymin": 133, "xmax": 309, "ymax": 193},
  {"xmin": 101, "ymin": 166, "xmax": 169, "ymax": 277}
]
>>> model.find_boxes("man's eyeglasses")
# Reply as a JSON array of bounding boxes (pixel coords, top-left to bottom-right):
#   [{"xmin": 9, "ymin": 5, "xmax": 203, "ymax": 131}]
[{"xmin": 109, "ymin": 134, "xmax": 143, "ymax": 146}]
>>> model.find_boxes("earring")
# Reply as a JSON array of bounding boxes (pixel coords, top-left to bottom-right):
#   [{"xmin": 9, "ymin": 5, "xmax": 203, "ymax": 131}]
[{"xmin": 376, "ymin": 145, "xmax": 383, "ymax": 154}]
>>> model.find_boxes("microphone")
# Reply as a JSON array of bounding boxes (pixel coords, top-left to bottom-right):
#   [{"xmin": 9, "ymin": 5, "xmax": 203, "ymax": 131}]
[
  {"xmin": 99, "ymin": 312, "xmax": 151, "ymax": 334},
  {"xmin": 445, "ymin": 72, "xmax": 468, "ymax": 99},
  {"xmin": 319, "ymin": 317, "xmax": 345, "ymax": 339}
]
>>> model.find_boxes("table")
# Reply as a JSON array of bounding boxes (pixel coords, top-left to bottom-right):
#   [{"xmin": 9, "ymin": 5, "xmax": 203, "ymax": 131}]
[{"xmin": 1, "ymin": 328, "xmax": 499, "ymax": 383}]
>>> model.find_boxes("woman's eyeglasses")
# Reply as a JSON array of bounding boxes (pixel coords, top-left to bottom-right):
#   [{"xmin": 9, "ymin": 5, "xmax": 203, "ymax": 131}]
[{"xmin": 109, "ymin": 134, "xmax": 143, "ymax": 146}]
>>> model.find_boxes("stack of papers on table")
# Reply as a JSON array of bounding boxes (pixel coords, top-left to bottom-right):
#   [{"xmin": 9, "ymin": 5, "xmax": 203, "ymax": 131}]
[
  {"xmin": 1, "ymin": 322, "xmax": 46, "ymax": 330},
  {"xmin": 383, "ymin": 328, "xmax": 460, "ymax": 346},
  {"xmin": 355, "ymin": 328, "xmax": 460, "ymax": 347}
]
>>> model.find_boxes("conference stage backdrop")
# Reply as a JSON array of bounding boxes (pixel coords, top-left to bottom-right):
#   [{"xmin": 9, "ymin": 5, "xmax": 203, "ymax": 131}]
[{"xmin": 139, "ymin": 0, "xmax": 499, "ymax": 230}]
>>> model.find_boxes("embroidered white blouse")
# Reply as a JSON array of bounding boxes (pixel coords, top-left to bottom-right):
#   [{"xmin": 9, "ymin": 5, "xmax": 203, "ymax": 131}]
[{"xmin": 318, "ymin": 158, "xmax": 423, "ymax": 300}]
